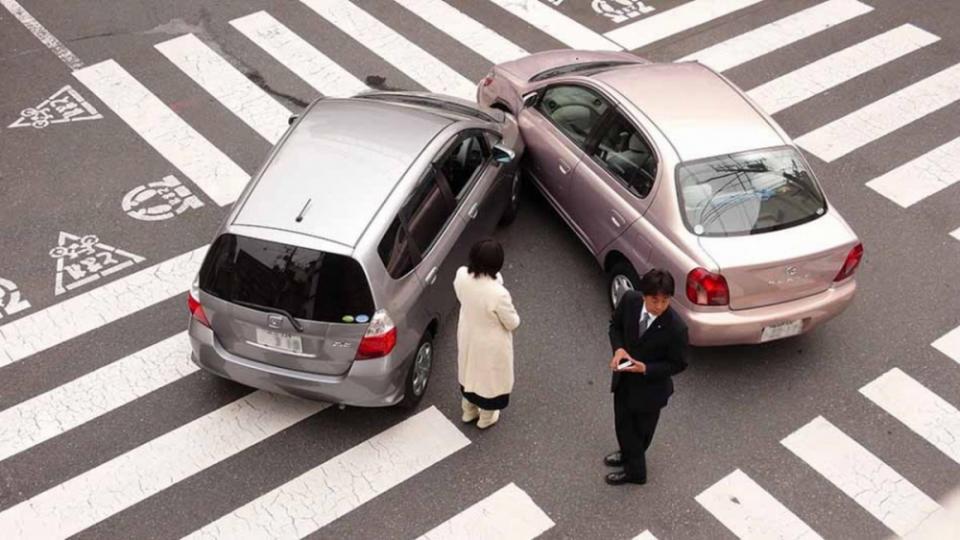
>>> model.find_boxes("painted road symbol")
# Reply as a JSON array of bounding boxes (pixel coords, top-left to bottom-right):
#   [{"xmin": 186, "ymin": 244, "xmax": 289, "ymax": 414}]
[
  {"xmin": 592, "ymin": 0, "xmax": 654, "ymax": 23},
  {"xmin": 49, "ymin": 232, "xmax": 145, "ymax": 295},
  {"xmin": 0, "ymin": 278, "xmax": 31, "ymax": 319},
  {"xmin": 8, "ymin": 85, "xmax": 102, "ymax": 130},
  {"xmin": 122, "ymin": 175, "xmax": 204, "ymax": 221}
]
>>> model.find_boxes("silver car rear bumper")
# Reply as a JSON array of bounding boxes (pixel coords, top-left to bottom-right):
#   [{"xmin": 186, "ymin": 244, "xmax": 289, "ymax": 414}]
[{"xmin": 189, "ymin": 321, "xmax": 408, "ymax": 407}]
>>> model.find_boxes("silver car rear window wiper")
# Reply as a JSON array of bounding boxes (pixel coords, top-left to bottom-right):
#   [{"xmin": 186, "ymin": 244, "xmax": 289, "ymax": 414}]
[{"xmin": 234, "ymin": 300, "xmax": 304, "ymax": 333}]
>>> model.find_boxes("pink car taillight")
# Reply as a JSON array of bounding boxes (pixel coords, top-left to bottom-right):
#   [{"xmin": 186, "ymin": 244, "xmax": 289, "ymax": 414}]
[
  {"xmin": 686, "ymin": 268, "xmax": 730, "ymax": 306},
  {"xmin": 834, "ymin": 243, "xmax": 864, "ymax": 282}
]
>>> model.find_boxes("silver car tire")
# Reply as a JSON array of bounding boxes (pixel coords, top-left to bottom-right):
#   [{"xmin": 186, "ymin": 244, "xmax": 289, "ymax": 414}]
[
  {"xmin": 400, "ymin": 334, "xmax": 433, "ymax": 409},
  {"xmin": 498, "ymin": 168, "xmax": 521, "ymax": 227},
  {"xmin": 608, "ymin": 261, "xmax": 640, "ymax": 310}
]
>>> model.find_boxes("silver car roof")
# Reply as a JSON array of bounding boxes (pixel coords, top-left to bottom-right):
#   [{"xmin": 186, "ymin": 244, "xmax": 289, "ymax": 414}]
[{"xmin": 233, "ymin": 98, "xmax": 454, "ymax": 248}]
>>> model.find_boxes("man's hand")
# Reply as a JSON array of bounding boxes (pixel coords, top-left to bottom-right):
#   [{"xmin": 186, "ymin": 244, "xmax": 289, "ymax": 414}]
[
  {"xmin": 610, "ymin": 348, "xmax": 634, "ymax": 371},
  {"xmin": 620, "ymin": 361, "xmax": 646, "ymax": 374}
]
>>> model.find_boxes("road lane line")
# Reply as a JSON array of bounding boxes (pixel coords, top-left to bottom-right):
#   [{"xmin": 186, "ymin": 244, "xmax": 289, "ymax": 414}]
[
  {"xmin": 695, "ymin": 469, "xmax": 822, "ymax": 540},
  {"xmin": 156, "ymin": 34, "xmax": 291, "ymax": 145},
  {"xmin": 416, "ymin": 483, "xmax": 554, "ymax": 540},
  {"xmin": 865, "ymin": 136, "xmax": 960, "ymax": 207},
  {"xmin": 73, "ymin": 60, "xmax": 250, "ymax": 206},
  {"xmin": 299, "ymin": 0, "xmax": 476, "ymax": 100},
  {"xmin": 932, "ymin": 325, "xmax": 960, "ymax": 365},
  {"xmin": 605, "ymin": 0, "xmax": 766, "ymax": 51},
  {"xmin": 781, "ymin": 416, "xmax": 942, "ymax": 537},
  {"xmin": 0, "ymin": 246, "xmax": 205, "ymax": 368},
  {"xmin": 0, "ymin": 392, "xmax": 326, "ymax": 539},
  {"xmin": 951, "ymin": 227, "xmax": 960, "ymax": 242},
  {"xmin": 748, "ymin": 24, "xmax": 939, "ymax": 114},
  {"xmin": 486, "ymin": 0, "xmax": 620, "ymax": 51},
  {"xmin": 392, "ymin": 0, "xmax": 528, "ymax": 64},
  {"xmin": 0, "ymin": 0, "xmax": 84, "ymax": 69},
  {"xmin": 230, "ymin": 11, "xmax": 368, "ymax": 98},
  {"xmin": 794, "ymin": 62, "xmax": 960, "ymax": 162},
  {"xmin": 680, "ymin": 0, "xmax": 873, "ymax": 72},
  {"xmin": 0, "ymin": 333, "xmax": 195, "ymax": 463},
  {"xmin": 633, "ymin": 532, "xmax": 658, "ymax": 540},
  {"xmin": 860, "ymin": 368, "xmax": 960, "ymax": 466},
  {"xmin": 185, "ymin": 406, "xmax": 469, "ymax": 539}
]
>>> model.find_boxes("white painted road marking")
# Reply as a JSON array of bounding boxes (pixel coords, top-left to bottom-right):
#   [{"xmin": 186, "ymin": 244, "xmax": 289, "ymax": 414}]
[
  {"xmin": 416, "ymin": 483, "xmax": 555, "ymax": 540},
  {"xmin": 794, "ymin": 62, "xmax": 960, "ymax": 162},
  {"xmin": 696, "ymin": 469, "xmax": 822, "ymax": 540},
  {"xmin": 8, "ymin": 85, "xmax": 102, "ymax": 129},
  {"xmin": 392, "ymin": 0, "xmax": 528, "ymax": 65},
  {"xmin": 0, "ymin": 333, "xmax": 196, "ymax": 463},
  {"xmin": 487, "ymin": 0, "xmax": 620, "ymax": 51},
  {"xmin": 605, "ymin": 0, "xmax": 765, "ymax": 51},
  {"xmin": 861, "ymin": 368, "xmax": 960, "ymax": 466},
  {"xmin": 932, "ymin": 325, "xmax": 960, "ymax": 366},
  {"xmin": 50, "ymin": 232, "xmax": 145, "ymax": 296},
  {"xmin": 748, "ymin": 24, "xmax": 939, "ymax": 115},
  {"xmin": 156, "ymin": 34, "xmax": 291, "ymax": 145},
  {"xmin": 952, "ymin": 227, "xmax": 960, "ymax": 242},
  {"xmin": 122, "ymin": 175, "xmax": 204, "ymax": 221},
  {"xmin": 865, "ymin": 136, "xmax": 960, "ymax": 208},
  {"xmin": 592, "ymin": 0, "xmax": 655, "ymax": 25},
  {"xmin": 680, "ymin": 0, "xmax": 873, "ymax": 72},
  {"xmin": 0, "ymin": 392, "xmax": 326, "ymax": 539},
  {"xmin": 632, "ymin": 532, "xmax": 659, "ymax": 540},
  {"xmin": 0, "ymin": 0, "xmax": 84, "ymax": 69},
  {"xmin": 781, "ymin": 416, "xmax": 941, "ymax": 537},
  {"xmin": 0, "ymin": 278, "xmax": 31, "ymax": 318},
  {"xmin": 230, "ymin": 11, "xmax": 368, "ymax": 98},
  {"xmin": 74, "ymin": 60, "xmax": 250, "ymax": 206},
  {"xmin": 185, "ymin": 406, "xmax": 469, "ymax": 539},
  {"xmin": 0, "ymin": 245, "xmax": 206, "ymax": 367},
  {"xmin": 300, "ymin": 0, "xmax": 476, "ymax": 100}
]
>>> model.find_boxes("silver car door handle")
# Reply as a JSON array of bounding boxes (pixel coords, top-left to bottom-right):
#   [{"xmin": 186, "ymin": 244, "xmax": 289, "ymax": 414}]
[
  {"xmin": 426, "ymin": 267, "xmax": 438, "ymax": 285},
  {"xmin": 558, "ymin": 160, "xmax": 571, "ymax": 175},
  {"xmin": 467, "ymin": 203, "xmax": 479, "ymax": 219}
]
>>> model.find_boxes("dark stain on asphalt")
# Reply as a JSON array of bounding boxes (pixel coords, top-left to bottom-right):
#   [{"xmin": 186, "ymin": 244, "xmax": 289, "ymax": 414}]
[
  {"xmin": 246, "ymin": 71, "xmax": 309, "ymax": 109},
  {"xmin": 365, "ymin": 75, "xmax": 402, "ymax": 91}
]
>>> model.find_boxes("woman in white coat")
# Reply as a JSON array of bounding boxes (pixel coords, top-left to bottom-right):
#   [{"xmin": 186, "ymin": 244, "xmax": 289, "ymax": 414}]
[{"xmin": 453, "ymin": 239, "xmax": 520, "ymax": 429}]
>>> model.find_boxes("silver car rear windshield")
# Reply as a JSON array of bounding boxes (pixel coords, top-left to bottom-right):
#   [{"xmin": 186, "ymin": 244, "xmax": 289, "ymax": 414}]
[
  {"xmin": 199, "ymin": 234, "xmax": 375, "ymax": 323},
  {"xmin": 676, "ymin": 147, "xmax": 827, "ymax": 237}
]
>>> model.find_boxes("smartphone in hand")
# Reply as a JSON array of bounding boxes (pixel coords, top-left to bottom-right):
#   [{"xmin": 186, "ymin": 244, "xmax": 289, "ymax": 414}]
[{"xmin": 616, "ymin": 359, "xmax": 633, "ymax": 371}]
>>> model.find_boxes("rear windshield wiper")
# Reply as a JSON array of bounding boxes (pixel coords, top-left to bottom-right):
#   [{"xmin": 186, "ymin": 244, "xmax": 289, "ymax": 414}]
[{"xmin": 235, "ymin": 300, "xmax": 304, "ymax": 333}]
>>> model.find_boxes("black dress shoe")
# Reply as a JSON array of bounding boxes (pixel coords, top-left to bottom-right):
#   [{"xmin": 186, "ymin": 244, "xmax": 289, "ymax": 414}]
[
  {"xmin": 603, "ymin": 451, "xmax": 624, "ymax": 467},
  {"xmin": 605, "ymin": 471, "xmax": 646, "ymax": 486}
]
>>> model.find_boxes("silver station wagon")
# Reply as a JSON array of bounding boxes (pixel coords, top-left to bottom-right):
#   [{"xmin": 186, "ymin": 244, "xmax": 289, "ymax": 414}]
[{"xmin": 188, "ymin": 92, "xmax": 524, "ymax": 407}]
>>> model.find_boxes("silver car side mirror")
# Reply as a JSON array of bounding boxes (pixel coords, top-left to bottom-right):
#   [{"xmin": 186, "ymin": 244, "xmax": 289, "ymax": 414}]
[
  {"xmin": 492, "ymin": 144, "xmax": 515, "ymax": 164},
  {"xmin": 521, "ymin": 92, "xmax": 538, "ymax": 108}
]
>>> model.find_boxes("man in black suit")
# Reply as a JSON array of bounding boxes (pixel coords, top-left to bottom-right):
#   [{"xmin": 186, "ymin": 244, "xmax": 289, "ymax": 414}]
[{"xmin": 605, "ymin": 269, "xmax": 688, "ymax": 485}]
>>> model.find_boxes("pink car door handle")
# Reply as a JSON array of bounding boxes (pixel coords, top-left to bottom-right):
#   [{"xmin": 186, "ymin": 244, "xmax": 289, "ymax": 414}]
[
  {"xmin": 610, "ymin": 211, "xmax": 625, "ymax": 228},
  {"xmin": 558, "ymin": 160, "xmax": 571, "ymax": 175}
]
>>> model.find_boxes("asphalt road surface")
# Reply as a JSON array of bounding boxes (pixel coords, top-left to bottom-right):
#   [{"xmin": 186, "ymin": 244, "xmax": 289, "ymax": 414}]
[{"xmin": 1, "ymin": 0, "xmax": 959, "ymax": 538}]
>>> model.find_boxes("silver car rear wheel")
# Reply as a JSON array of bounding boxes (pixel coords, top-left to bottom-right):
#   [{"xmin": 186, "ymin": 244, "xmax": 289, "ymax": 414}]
[{"xmin": 411, "ymin": 341, "xmax": 432, "ymax": 397}]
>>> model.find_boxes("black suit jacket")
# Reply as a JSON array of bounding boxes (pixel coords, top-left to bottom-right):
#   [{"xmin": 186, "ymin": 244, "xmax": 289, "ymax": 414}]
[{"xmin": 609, "ymin": 291, "xmax": 689, "ymax": 411}]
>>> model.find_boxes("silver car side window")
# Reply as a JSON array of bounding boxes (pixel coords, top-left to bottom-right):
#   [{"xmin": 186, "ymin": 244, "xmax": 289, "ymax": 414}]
[
  {"xmin": 438, "ymin": 134, "xmax": 489, "ymax": 200},
  {"xmin": 536, "ymin": 85, "xmax": 610, "ymax": 148}
]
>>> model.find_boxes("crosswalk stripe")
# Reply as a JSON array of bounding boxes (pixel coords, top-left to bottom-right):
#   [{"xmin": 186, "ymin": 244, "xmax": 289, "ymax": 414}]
[
  {"xmin": 781, "ymin": 416, "xmax": 942, "ymax": 537},
  {"xmin": 932, "ymin": 325, "xmax": 960, "ymax": 365},
  {"xmin": 860, "ymin": 368, "xmax": 960, "ymax": 466},
  {"xmin": 486, "ymin": 0, "xmax": 619, "ymax": 51},
  {"xmin": 155, "ymin": 34, "xmax": 291, "ymax": 145},
  {"xmin": 865, "ymin": 136, "xmax": 960, "ymax": 207},
  {"xmin": 695, "ymin": 469, "xmax": 822, "ymax": 540},
  {"xmin": 747, "ymin": 24, "xmax": 939, "ymax": 115},
  {"xmin": 680, "ymin": 0, "xmax": 873, "ymax": 72},
  {"xmin": 0, "ymin": 333, "xmax": 195, "ymax": 463},
  {"xmin": 794, "ymin": 62, "xmax": 960, "ymax": 162},
  {"xmin": 73, "ymin": 60, "xmax": 250, "ymax": 206},
  {"xmin": 416, "ymin": 483, "xmax": 554, "ymax": 540},
  {"xmin": 0, "ymin": 246, "xmax": 205, "ymax": 368},
  {"xmin": 185, "ymin": 406, "xmax": 469, "ymax": 539},
  {"xmin": 604, "ymin": 0, "xmax": 765, "ymax": 51},
  {"xmin": 0, "ymin": 392, "xmax": 326, "ymax": 539},
  {"xmin": 299, "ymin": 0, "xmax": 476, "ymax": 100},
  {"xmin": 391, "ymin": 0, "xmax": 528, "ymax": 65},
  {"xmin": 230, "ymin": 11, "xmax": 368, "ymax": 98},
  {"xmin": 632, "ymin": 531, "xmax": 659, "ymax": 540}
]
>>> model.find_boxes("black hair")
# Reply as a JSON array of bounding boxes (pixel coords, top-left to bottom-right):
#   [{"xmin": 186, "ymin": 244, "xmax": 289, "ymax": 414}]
[
  {"xmin": 467, "ymin": 238, "xmax": 504, "ymax": 279},
  {"xmin": 639, "ymin": 268, "xmax": 675, "ymax": 297}
]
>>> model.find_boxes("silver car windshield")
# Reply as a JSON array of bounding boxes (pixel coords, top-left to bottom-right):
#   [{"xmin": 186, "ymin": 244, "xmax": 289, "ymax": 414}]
[{"xmin": 676, "ymin": 147, "xmax": 826, "ymax": 237}]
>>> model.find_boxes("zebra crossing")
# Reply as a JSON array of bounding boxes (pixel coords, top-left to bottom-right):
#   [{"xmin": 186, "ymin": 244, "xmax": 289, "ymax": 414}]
[{"xmin": 2, "ymin": 0, "xmax": 960, "ymax": 537}]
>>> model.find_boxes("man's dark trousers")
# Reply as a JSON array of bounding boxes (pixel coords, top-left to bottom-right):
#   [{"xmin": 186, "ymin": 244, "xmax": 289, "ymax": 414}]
[{"xmin": 614, "ymin": 390, "xmax": 661, "ymax": 480}]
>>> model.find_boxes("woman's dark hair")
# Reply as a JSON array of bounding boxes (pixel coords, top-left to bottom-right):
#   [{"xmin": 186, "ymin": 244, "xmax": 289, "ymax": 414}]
[
  {"xmin": 639, "ymin": 268, "xmax": 675, "ymax": 297},
  {"xmin": 468, "ymin": 238, "xmax": 504, "ymax": 279}
]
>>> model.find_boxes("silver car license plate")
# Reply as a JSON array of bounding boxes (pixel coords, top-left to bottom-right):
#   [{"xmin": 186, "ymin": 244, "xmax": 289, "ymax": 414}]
[
  {"xmin": 255, "ymin": 328, "xmax": 303, "ymax": 354},
  {"xmin": 760, "ymin": 320, "xmax": 803, "ymax": 342}
]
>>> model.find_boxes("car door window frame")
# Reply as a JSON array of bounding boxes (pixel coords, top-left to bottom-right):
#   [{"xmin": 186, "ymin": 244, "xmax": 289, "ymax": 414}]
[
  {"xmin": 433, "ymin": 130, "xmax": 492, "ymax": 205},
  {"xmin": 533, "ymin": 83, "xmax": 613, "ymax": 150},
  {"xmin": 584, "ymin": 106, "xmax": 661, "ymax": 199}
]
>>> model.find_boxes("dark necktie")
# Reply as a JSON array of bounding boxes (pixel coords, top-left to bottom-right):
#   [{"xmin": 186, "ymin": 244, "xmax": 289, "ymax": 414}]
[{"xmin": 639, "ymin": 312, "xmax": 651, "ymax": 337}]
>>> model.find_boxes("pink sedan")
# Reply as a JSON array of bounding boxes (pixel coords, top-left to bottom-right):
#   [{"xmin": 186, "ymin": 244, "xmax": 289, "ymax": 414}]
[{"xmin": 478, "ymin": 50, "xmax": 863, "ymax": 346}]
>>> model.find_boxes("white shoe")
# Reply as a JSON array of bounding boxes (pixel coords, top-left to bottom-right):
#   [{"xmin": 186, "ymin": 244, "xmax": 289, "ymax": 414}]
[
  {"xmin": 461, "ymin": 399, "xmax": 479, "ymax": 423},
  {"xmin": 477, "ymin": 410, "xmax": 500, "ymax": 429}
]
